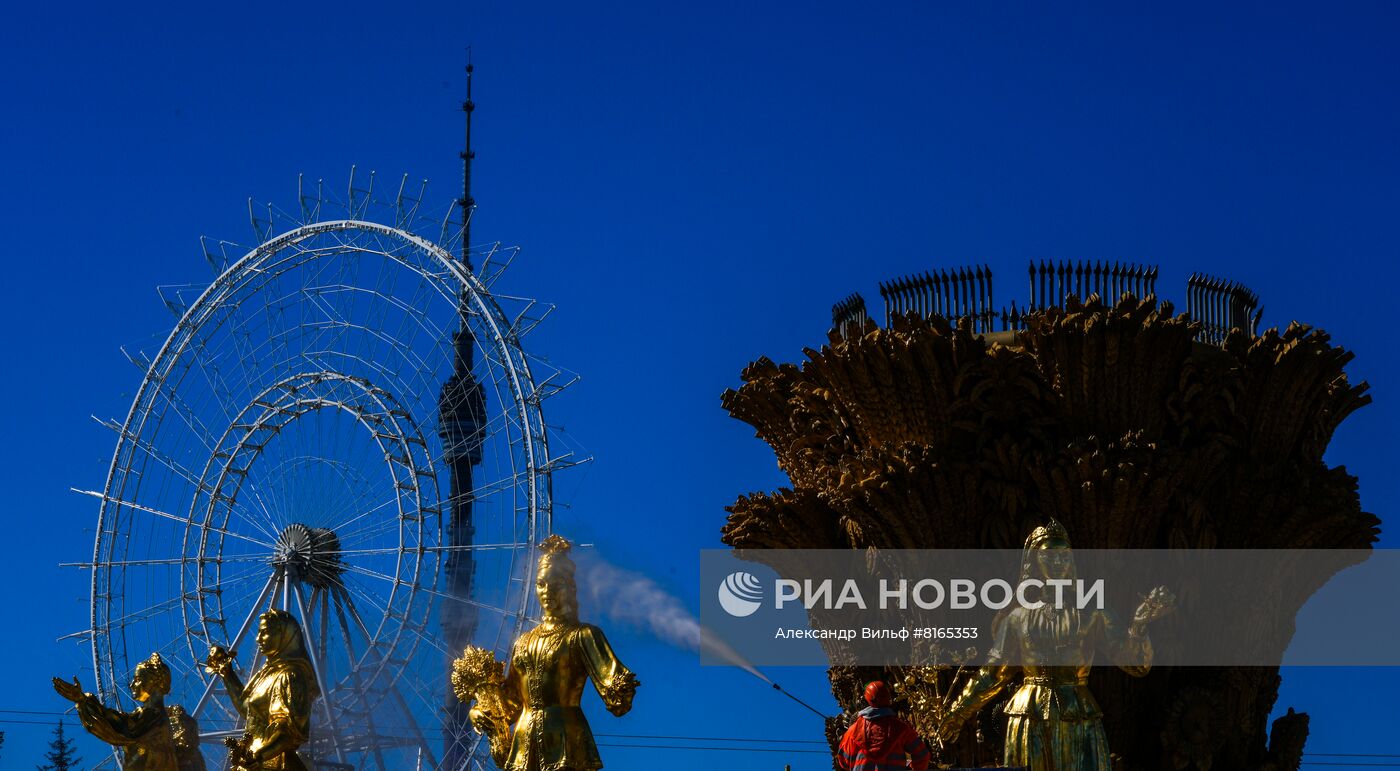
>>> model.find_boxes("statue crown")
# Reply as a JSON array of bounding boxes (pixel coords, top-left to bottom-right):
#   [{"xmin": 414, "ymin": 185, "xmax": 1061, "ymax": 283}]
[
  {"xmin": 537, "ymin": 534, "xmax": 577, "ymax": 582},
  {"xmin": 540, "ymin": 534, "xmax": 573, "ymax": 557},
  {"xmin": 1025, "ymin": 519, "xmax": 1070, "ymax": 549}
]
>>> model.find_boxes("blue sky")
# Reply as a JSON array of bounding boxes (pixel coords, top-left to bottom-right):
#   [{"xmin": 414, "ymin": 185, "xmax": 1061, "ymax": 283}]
[{"xmin": 1, "ymin": 1, "xmax": 1397, "ymax": 768}]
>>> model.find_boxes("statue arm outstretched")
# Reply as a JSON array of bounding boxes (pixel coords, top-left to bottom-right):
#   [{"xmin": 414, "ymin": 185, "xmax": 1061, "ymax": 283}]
[
  {"xmin": 578, "ymin": 625, "xmax": 639, "ymax": 717},
  {"xmin": 938, "ymin": 614, "xmax": 1019, "ymax": 743},
  {"xmin": 942, "ymin": 663, "xmax": 1016, "ymax": 734},
  {"xmin": 52, "ymin": 677, "xmax": 160, "ymax": 748},
  {"xmin": 1096, "ymin": 586, "xmax": 1172, "ymax": 677},
  {"xmin": 205, "ymin": 646, "xmax": 248, "ymax": 716},
  {"xmin": 221, "ymin": 670, "xmax": 249, "ymax": 716},
  {"xmin": 74, "ymin": 699, "xmax": 162, "ymax": 747},
  {"xmin": 1095, "ymin": 607, "xmax": 1153, "ymax": 677}
]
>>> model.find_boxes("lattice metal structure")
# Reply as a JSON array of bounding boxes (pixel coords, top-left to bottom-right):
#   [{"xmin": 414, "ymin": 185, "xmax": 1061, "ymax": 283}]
[
  {"xmin": 1187, "ymin": 272, "xmax": 1262, "ymax": 345},
  {"xmin": 1028, "ymin": 260, "xmax": 1158, "ymax": 311},
  {"xmin": 878, "ymin": 266, "xmax": 995, "ymax": 332},
  {"xmin": 70, "ymin": 170, "xmax": 582, "ymax": 770},
  {"xmin": 830, "ymin": 292, "xmax": 869, "ymax": 338}
]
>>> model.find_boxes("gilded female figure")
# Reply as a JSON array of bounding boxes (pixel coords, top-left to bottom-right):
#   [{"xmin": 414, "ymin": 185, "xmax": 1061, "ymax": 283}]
[
  {"xmin": 52, "ymin": 652, "xmax": 205, "ymax": 770},
  {"xmin": 205, "ymin": 609, "xmax": 320, "ymax": 770},
  {"xmin": 937, "ymin": 520, "xmax": 1172, "ymax": 771},
  {"xmin": 469, "ymin": 534, "xmax": 639, "ymax": 771}
]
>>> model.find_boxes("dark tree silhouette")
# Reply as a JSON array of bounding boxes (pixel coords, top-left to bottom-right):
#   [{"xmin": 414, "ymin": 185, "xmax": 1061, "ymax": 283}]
[{"xmin": 37, "ymin": 720, "xmax": 81, "ymax": 771}]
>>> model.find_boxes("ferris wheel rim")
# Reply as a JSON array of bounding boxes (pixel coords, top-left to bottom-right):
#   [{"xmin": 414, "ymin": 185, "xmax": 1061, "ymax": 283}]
[{"xmin": 86, "ymin": 214, "xmax": 556, "ymax": 768}]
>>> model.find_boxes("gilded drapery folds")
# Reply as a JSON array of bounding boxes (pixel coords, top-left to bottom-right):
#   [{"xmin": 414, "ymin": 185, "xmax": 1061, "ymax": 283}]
[{"xmin": 206, "ymin": 610, "xmax": 321, "ymax": 770}]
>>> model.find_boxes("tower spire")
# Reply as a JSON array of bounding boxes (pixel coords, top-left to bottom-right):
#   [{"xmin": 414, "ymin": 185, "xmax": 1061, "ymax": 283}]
[
  {"xmin": 441, "ymin": 49, "xmax": 487, "ymax": 768},
  {"xmin": 460, "ymin": 48, "xmax": 475, "ymax": 269}
]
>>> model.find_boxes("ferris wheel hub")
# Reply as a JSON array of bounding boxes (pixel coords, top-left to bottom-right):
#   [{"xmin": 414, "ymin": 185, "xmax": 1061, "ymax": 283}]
[
  {"xmin": 272, "ymin": 523, "xmax": 344, "ymax": 589},
  {"xmin": 88, "ymin": 204, "xmax": 557, "ymax": 769}
]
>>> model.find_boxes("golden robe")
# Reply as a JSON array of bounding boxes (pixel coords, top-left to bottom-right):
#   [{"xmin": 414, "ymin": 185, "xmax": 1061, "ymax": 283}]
[
  {"xmin": 501, "ymin": 623, "xmax": 635, "ymax": 771},
  {"xmin": 237, "ymin": 658, "xmax": 317, "ymax": 770},
  {"xmin": 950, "ymin": 606, "xmax": 1151, "ymax": 771}
]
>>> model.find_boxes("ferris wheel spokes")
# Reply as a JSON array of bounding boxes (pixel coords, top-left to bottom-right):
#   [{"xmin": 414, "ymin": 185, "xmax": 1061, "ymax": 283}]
[
  {"xmin": 187, "ymin": 560, "xmax": 462, "ymax": 767},
  {"xmin": 87, "ymin": 186, "xmax": 572, "ymax": 769}
]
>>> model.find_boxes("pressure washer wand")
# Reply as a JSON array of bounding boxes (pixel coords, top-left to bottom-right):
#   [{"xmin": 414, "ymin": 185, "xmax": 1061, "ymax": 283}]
[
  {"xmin": 770, "ymin": 680, "xmax": 829, "ymax": 719},
  {"xmin": 704, "ymin": 629, "xmax": 829, "ymax": 719}
]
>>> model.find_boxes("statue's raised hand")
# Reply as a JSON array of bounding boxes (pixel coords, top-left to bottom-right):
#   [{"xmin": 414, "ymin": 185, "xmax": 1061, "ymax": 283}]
[
  {"xmin": 205, "ymin": 645, "xmax": 237, "ymax": 677},
  {"xmin": 1132, "ymin": 586, "xmax": 1175, "ymax": 628},
  {"xmin": 52, "ymin": 676, "xmax": 85, "ymax": 703}
]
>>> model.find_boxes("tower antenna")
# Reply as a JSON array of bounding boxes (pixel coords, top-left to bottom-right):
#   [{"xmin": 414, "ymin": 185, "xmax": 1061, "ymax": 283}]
[{"xmin": 460, "ymin": 47, "xmax": 475, "ymax": 269}]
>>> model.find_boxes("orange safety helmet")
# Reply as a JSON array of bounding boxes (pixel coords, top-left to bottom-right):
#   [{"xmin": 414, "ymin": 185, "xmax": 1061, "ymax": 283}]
[{"xmin": 863, "ymin": 680, "xmax": 892, "ymax": 707}]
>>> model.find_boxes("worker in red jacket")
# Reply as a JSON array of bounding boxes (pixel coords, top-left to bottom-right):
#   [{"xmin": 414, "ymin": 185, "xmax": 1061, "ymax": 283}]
[{"xmin": 837, "ymin": 681, "xmax": 930, "ymax": 771}]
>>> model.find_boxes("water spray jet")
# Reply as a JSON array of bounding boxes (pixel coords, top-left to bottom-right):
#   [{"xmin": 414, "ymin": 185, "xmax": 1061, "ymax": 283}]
[{"xmin": 575, "ymin": 552, "xmax": 831, "ymax": 720}]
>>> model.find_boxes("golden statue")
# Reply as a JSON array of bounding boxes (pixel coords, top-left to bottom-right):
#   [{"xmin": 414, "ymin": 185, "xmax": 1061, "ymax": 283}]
[
  {"xmin": 52, "ymin": 652, "xmax": 207, "ymax": 771},
  {"xmin": 205, "ymin": 609, "xmax": 321, "ymax": 770},
  {"xmin": 452, "ymin": 534, "xmax": 639, "ymax": 770},
  {"xmin": 936, "ymin": 520, "xmax": 1173, "ymax": 771}
]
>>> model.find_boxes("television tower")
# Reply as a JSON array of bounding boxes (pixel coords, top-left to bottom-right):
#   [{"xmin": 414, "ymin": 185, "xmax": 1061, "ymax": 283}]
[{"xmin": 438, "ymin": 53, "xmax": 488, "ymax": 767}]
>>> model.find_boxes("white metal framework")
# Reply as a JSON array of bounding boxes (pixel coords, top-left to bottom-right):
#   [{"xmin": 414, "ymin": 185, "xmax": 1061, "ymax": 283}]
[{"xmin": 72, "ymin": 173, "xmax": 577, "ymax": 770}]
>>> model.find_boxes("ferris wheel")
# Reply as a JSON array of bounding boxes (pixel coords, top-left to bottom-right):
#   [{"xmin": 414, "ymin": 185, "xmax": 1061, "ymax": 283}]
[{"xmin": 73, "ymin": 169, "xmax": 579, "ymax": 770}]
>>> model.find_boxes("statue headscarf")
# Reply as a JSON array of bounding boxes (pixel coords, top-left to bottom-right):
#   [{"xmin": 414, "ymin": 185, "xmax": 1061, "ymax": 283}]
[{"xmin": 259, "ymin": 609, "xmax": 321, "ymax": 702}]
